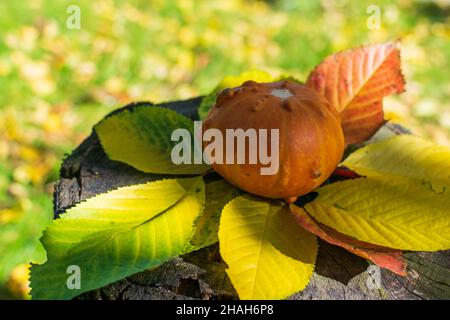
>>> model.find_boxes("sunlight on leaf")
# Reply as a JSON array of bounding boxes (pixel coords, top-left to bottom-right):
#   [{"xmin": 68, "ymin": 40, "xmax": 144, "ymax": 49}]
[
  {"xmin": 343, "ymin": 135, "xmax": 450, "ymax": 193},
  {"xmin": 95, "ymin": 105, "xmax": 210, "ymax": 175},
  {"xmin": 290, "ymin": 204, "xmax": 406, "ymax": 276},
  {"xmin": 303, "ymin": 135, "xmax": 450, "ymax": 252},
  {"xmin": 306, "ymin": 42, "xmax": 405, "ymax": 144},
  {"xmin": 186, "ymin": 179, "xmax": 240, "ymax": 252},
  {"xmin": 219, "ymin": 195, "xmax": 317, "ymax": 300},
  {"xmin": 305, "ymin": 176, "xmax": 450, "ymax": 251},
  {"xmin": 30, "ymin": 177, "xmax": 205, "ymax": 300}
]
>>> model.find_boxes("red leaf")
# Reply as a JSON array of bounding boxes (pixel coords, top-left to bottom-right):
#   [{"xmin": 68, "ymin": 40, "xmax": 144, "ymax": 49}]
[
  {"xmin": 332, "ymin": 166, "xmax": 361, "ymax": 179},
  {"xmin": 306, "ymin": 42, "xmax": 405, "ymax": 145},
  {"xmin": 289, "ymin": 204, "xmax": 407, "ymax": 276}
]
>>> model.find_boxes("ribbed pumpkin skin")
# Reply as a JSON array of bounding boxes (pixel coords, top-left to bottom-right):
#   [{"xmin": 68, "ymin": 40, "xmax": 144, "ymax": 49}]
[{"xmin": 203, "ymin": 80, "xmax": 344, "ymax": 203}]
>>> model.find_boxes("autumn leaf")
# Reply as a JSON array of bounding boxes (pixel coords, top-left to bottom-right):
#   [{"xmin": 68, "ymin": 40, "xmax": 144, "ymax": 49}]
[
  {"xmin": 198, "ymin": 70, "xmax": 275, "ymax": 120},
  {"xmin": 290, "ymin": 204, "xmax": 406, "ymax": 276},
  {"xmin": 95, "ymin": 105, "xmax": 210, "ymax": 175},
  {"xmin": 219, "ymin": 195, "xmax": 317, "ymax": 300},
  {"xmin": 303, "ymin": 135, "xmax": 449, "ymax": 253},
  {"xmin": 184, "ymin": 179, "xmax": 240, "ymax": 252},
  {"xmin": 198, "ymin": 70, "xmax": 302, "ymax": 120},
  {"xmin": 30, "ymin": 177, "xmax": 205, "ymax": 300},
  {"xmin": 305, "ymin": 175, "xmax": 450, "ymax": 251},
  {"xmin": 343, "ymin": 135, "xmax": 450, "ymax": 193},
  {"xmin": 306, "ymin": 42, "xmax": 405, "ymax": 145}
]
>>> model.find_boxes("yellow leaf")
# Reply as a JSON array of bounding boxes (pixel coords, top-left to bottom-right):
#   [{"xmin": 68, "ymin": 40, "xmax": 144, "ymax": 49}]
[
  {"xmin": 343, "ymin": 135, "xmax": 450, "ymax": 193},
  {"xmin": 219, "ymin": 70, "xmax": 274, "ymax": 89},
  {"xmin": 219, "ymin": 195, "xmax": 317, "ymax": 300},
  {"xmin": 198, "ymin": 70, "xmax": 276, "ymax": 119},
  {"xmin": 95, "ymin": 106, "xmax": 209, "ymax": 175},
  {"xmin": 305, "ymin": 177, "xmax": 450, "ymax": 251},
  {"xmin": 63, "ymin": 177, "xmax": 199, "ymax": 226},
  {"xmin": 31, "ymin": 177, "xmax": 205, "ymax": 299},
  {"xmin": 187, "ymin": 179, "xmax": 239, "ymax": 251}
]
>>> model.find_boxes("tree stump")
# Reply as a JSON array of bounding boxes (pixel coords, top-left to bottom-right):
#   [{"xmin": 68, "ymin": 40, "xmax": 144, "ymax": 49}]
[{"xmin": 54, "ymin": 97, "xmax": 450, "ymax": 300}]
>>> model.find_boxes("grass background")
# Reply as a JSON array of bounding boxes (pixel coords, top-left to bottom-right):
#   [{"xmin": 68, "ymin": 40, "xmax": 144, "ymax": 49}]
[{"xmin": 0, "ymin": 0, "xmax": 448, "ymax": 299}]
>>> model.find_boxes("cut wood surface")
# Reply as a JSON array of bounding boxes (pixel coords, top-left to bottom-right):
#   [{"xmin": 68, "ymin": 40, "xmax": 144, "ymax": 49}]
[{"xmin": 54, "ymin": 97, "xmax": 450, "ymax": 300}]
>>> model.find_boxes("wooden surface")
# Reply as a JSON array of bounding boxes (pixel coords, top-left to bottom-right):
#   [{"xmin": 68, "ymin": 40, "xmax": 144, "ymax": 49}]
[{"xmin": 54, "ymin": 97, "xmax": 450, "ymax": 300}]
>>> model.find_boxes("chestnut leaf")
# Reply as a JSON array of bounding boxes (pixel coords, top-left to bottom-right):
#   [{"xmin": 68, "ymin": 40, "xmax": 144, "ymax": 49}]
[
  {"xmin": 305, "ymin": 177, "xmax": 450, "ymax": 251},
  {"xmin": 289, "ymin": 204, "xmax": 406, "ymax": 276},
  {"xmin": 30, "ymin": 177, "xmax": 205, "ymax": 300},
  {"xmin": 218, "ymin": 195, "xmax": 317, "ymax": 300},
  {"xmin": 184, "ymin": 179, "xmax": 240, "ymax": 252},
  {"xmin": 95, "ymin": 105, "xmax": 210, "ymax": 175},
  {"xmin": 343, "ymin": 135, "xmax": 450, "ymax": 192},
  {"xmin": 303, "ymin": 136, "xmax": 450, "ymax": 251},
  {"xmin": 306, "ymin": 42, "xmax": 405, "ymax": 145}
]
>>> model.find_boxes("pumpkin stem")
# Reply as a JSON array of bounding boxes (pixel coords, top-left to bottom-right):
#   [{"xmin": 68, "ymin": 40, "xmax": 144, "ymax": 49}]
[{"xmin": 284, "ymin": 196, "xmax": 298, "ymax": 204}]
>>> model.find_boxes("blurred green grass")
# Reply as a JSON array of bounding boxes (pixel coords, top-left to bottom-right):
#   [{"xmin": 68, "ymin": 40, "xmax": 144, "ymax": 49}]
[{"xmin": 0, "ymin": 0, "xmax": 448, "ymax": 299}]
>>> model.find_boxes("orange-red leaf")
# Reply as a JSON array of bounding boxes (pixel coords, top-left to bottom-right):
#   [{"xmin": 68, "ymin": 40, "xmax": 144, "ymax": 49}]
[
  {"xmin": 289, "ymin": 204, "xmax": 407, "ymax": 276},
  {"xmin": 332, "ymin": 166, "xmax": 361, "ymax": 180},
  {"xmin": 306, "ymin": 42, "xmax": 405, "ymax": 145}
]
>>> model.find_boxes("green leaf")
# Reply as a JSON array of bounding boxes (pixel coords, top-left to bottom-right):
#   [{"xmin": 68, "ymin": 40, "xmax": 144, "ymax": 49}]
[
  {"xmin": 30, "ymin": 177, "xmax": 205, "ymax": 300},
  {"xmin": 219, "ymin": 195, "xmax": 317, "ymax": 300},
  {"xmin": 343, "ymin": 135, "xmax": 450, "ymax": 193},
  {"xmin": 186, "ymin": 179, "xmax": 240, "ymax": 252},
  {"xmin": 95, "ymin": 105, "xmax": 210, "ymax": 175},
  {"xmin": 305, "ymin": 177, "xmax": 450, "ymax": 251},
  {"xmin": 198, "ymin": 70, "xmax": 275, "ymax": 120}
]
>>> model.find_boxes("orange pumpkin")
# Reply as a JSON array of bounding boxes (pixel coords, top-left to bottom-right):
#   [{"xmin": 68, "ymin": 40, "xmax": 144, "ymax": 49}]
[{"xmin": 202, "ymin": 80, "xmax": 344, "ymax": 203}]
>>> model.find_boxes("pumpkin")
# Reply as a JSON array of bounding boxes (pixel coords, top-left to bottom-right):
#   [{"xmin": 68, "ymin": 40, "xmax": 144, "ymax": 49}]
[{"xmin": 202, "ymin": 80, "xmax": 344, "ymax": 203}]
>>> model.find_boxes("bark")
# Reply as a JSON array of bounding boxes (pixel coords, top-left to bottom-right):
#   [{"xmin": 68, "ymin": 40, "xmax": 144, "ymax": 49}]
[{"xmin": 54, "ymin": 97, "xmax": 450, "ymax": 300}]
